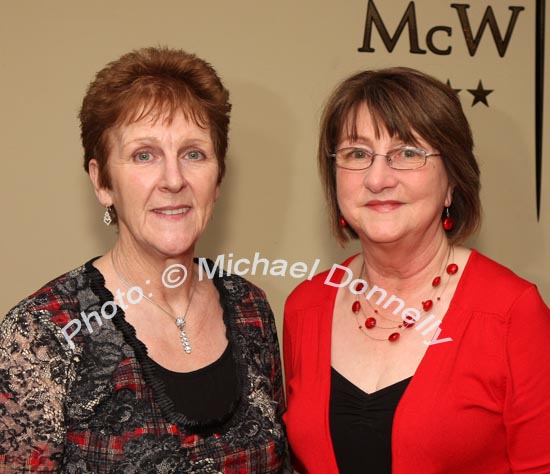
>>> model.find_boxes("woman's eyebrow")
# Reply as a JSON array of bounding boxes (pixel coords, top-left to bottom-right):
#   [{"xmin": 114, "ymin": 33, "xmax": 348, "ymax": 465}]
[{"xmin": 340, "ymin": 135, "xmax": 372, "ymax": 146}]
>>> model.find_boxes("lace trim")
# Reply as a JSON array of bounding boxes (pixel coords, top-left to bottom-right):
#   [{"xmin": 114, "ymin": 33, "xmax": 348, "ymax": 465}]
[{"xmin": 84, "ymin": 257, "xmax": 248, "ymax": 434}]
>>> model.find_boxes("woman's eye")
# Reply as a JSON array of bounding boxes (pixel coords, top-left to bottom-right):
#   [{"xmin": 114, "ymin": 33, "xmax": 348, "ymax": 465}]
[
  {"xmin": 348, "ymin": 148, "xmax": 370, "ymax": 159},
  {"xmin": 135, "ymin": 151, "xmax": 153, "ymax": 162},
  {"xmin": 401, "ymin": 148, "xmax": 420, "ymax": 158},
  {"xmin": 185, "ymin": 150, "xmax": 206, "ymax": 161}
]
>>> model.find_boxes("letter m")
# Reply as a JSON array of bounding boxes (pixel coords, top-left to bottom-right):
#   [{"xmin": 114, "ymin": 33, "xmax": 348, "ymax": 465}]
[
  {"xmin": 451, "ymin": 4, "xmax": 524, "ymax": 57},
  {"xmin": 358, "ymin": 0, "xmax": 426, "ymax": 54},
  {"xmin": 198, "ymin": 255, "xmax": 224, "ymax": 280}
]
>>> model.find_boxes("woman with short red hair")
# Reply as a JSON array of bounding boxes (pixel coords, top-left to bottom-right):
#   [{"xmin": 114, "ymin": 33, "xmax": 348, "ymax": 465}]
[{"xmin": 0, "ymin": 47, "xmax": 290, "ymax": 473}]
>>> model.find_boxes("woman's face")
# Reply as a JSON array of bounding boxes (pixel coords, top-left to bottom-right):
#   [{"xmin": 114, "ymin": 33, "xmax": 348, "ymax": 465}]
[
  {"xmin": 336, "ymin": 104, "xmax": 453, "ymax": 247},
  {"xmin": 90, "ymin": 109, "xmax": 220, "ymax": 260}
]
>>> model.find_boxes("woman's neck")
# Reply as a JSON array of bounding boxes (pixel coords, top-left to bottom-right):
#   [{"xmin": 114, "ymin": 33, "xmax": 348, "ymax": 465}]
[
  {"xmin": 359, "ymin": 232, "xmax": 452, "ymax": 295},
  {"xmin": 108, "ymin": 237, "xmax": 197, "ymax": 311}
]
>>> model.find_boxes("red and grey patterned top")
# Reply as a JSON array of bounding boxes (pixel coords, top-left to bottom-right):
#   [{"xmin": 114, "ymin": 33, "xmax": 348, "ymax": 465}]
[{"xmin": 0, "ymin": 258, "xmax": 290, "ymax": 473}]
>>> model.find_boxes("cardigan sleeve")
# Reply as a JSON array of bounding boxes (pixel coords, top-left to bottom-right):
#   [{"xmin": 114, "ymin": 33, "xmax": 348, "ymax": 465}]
[
  {"xmin": 0, "ymin": 303, "xmax": 72, "ymax": 472},
  {"xmin": 503, "ymin": 285, "xmax": 550, "ymax": 473},
  {"xmin": 283, "ymin": 300, "xmax": 300, "ymax": 473},
  {"xmin": 283, "ymin": 291, "xmax": 318, "ymax": 474},
  {"xmin": 282, "ymin": 303, "xmax": 293, "ymax": 396}
]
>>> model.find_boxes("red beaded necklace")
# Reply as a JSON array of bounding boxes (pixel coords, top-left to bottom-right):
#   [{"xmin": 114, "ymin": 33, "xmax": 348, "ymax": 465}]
[{"xmin": 351, "ymin": 253, "xmax": 459, "ymax": 343}]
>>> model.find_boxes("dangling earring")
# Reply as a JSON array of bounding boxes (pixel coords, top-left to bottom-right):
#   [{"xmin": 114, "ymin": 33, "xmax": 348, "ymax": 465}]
[
  {"xmin": 103, "ymin": 206, "xmax": 113, "ymax": 226},
  {"xmin": 340, "ymin": 216, "xmax": 347, "ymax": 228},
  {"xmin": 443, "ymin": 207, "xmax": 454, "ymax": 231}
]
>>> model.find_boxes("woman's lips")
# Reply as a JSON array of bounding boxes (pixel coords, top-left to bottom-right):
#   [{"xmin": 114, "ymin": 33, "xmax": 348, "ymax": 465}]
[
  {"xmin": 153, "ymin": 206, "xmax": 191, "ymax": 216},
  {"xmin": 365, "ymin": 200, "xmax": 403, "ymax": 212}
]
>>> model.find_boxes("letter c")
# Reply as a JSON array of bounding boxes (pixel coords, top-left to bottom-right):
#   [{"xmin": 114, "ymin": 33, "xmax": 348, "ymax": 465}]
[{"xmin": 426, "ymin": 26, "xmax": 451, "ymax": 55}]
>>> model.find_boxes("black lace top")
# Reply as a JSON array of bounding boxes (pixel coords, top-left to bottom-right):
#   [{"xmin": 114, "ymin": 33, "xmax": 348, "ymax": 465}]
[{"xmin": 0, "ymin": 258, "xmax": 290, "ymax": 473}]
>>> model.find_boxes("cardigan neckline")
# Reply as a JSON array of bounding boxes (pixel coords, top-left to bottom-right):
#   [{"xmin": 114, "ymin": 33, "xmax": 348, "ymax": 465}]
[{"xmin": 322, "ymin": 249, "xmax": 477, "ymax": 463}]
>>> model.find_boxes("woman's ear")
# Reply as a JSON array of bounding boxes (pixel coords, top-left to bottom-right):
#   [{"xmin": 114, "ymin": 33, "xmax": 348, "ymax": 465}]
[
  {"xmin": 88, "ymin": 159, "xmax": 113, "ymax": 206},
  {"xmin": 444, "ymin": 184, "xmax": 454, "ymax": 208}
]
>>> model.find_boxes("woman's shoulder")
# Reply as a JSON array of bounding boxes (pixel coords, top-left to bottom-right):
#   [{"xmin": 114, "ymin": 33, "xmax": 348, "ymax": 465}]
[
  {"xmin": 215, "ymin": 270, "xmax": 269, "ymax": 304},
  {"xmin": 0, "ymin": 262, "xmax": 96, "ymax": 412},
  {"xmin": 211, "ymin": 267, "xmax": 276, "ymax": 332},
  {"xmin": 285, "ymin": 254, "xmax": 357, "ymax": 313},
  {"xmin": 197, "ymin": 257, "xmax": 267, "ymax": 298},
  {"xmin": 462, "ymin": 249, "xmax": 546, "ymax": 314},
  {"xmin": 467, "ymin": 249, "xmax": 535, "ymax": 291},
  {"xmin": 7, "ymin": 260, "xmax": 95, "ymax": 312},
  {"xmin": 2, "ymin": 260, "xmax": 97, "ymax": 345}
]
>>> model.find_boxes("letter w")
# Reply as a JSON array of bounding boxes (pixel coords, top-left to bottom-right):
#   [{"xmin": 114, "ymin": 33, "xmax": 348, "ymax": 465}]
[
  {"xmin": 358, "ymin": 0, "xmax": 426, "ymax": 54},
  {"xmin": 451, "ymin": 4, "xmax": 525, "ymax": 57}
]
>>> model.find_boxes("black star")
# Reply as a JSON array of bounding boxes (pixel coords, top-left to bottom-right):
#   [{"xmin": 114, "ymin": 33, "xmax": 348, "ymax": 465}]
[
  {"xmin": 446, "ymin": 79, "xmax": 461, "ymax": 95},
  {"xmin": 467, "ymin": 80, "xmax": 493, "ymax": 107}
]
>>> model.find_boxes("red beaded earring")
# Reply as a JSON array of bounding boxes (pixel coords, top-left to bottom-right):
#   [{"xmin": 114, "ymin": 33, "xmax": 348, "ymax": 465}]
[
  {"xmin": 443, "ymin": 207, "xmax": 454, "ymax": 231},
  {"xmin": 340, "ymin": 216, "xmax": 347, "ymax": 228}
]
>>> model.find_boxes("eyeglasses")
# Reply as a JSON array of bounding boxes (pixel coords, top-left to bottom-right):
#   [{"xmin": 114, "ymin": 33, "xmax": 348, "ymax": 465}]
[{"xmin": 330, "ymin": 146, "xmax": 441, "ymax": 171}]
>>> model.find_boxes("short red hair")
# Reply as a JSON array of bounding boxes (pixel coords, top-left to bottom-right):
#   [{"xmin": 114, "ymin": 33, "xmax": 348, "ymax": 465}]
[{"xmin": 79, "ymin": 47, "xmax": 231, "ymax": 222}]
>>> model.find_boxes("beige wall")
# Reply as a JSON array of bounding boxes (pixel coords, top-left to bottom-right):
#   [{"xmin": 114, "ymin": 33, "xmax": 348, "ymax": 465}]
[{"xmin": 1, "ymin": 0, "xmax": 548, "ymax": 332}]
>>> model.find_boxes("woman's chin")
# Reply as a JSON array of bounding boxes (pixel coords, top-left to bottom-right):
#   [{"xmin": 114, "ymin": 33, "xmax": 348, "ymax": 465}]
[
  {"xmin": 137, "ymin": 230, "xmax": 200, "ymax": 260},
  {"xmin": 158, "ymin": 244, "xmax": 195, "ymax": 260},
  {"xmin": 358, "ymin": 224, "xmax": 407, "ymax": 245},
  {"xmin": 139, "ymin": 238, "xmax": 196, "ymax": 260}
]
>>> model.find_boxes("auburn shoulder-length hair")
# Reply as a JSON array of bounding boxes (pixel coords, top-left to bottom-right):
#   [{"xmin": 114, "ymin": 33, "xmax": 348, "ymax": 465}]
[{"xmin": 318, "ymin": 67, "xmax": 481, "ymax": 245}]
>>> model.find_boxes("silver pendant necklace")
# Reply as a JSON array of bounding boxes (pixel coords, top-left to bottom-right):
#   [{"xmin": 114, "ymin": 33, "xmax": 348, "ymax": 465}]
[{"xmin": 110, "ymin": 251, "xmax": 197, "ymax": 354}]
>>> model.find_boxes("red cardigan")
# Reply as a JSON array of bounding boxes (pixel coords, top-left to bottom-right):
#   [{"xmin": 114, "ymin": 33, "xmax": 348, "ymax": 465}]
[{"xmin": 283, "ymin": 250, "xmax": 550, "ymax": 474}]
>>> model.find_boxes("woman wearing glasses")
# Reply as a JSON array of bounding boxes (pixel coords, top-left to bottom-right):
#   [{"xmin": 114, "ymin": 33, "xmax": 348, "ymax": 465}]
[{"xmin": 283, "ymin": 68, "xmax": 550, "ymax": 473}]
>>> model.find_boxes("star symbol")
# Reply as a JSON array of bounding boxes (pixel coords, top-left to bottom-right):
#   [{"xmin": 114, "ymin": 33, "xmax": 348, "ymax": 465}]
[
  {"xmin": 446, "ymin": 79, "xmax": 461, "ymax": 95},
  {"xmin": 467, "ymin": 80, "xmax": 493, "ymax": 107}
]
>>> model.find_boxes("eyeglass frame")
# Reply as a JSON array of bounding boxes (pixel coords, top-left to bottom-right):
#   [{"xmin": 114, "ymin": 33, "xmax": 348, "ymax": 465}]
[{"xmin": 329, "ymin": 145, "xmax": 441, "ymax": 171}]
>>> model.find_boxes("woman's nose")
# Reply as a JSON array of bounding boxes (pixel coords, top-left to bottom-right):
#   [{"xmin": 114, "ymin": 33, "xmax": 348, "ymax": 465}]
[
  {"xmin": 362, "ymin": 154, "xmax": 398, "ymax": 192},
  {"xmin": 160, "ymin": 156, "xmax": 187, "ymax": 192}
]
